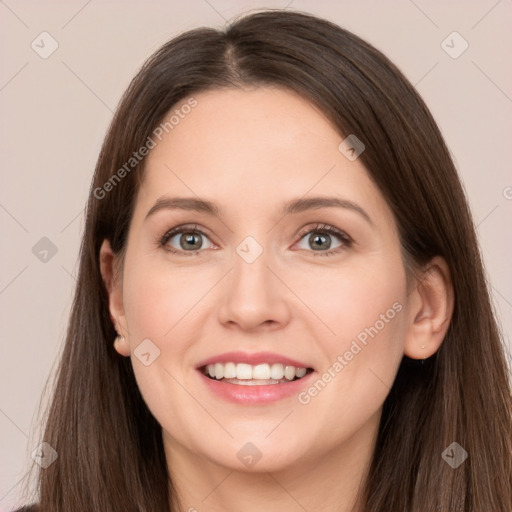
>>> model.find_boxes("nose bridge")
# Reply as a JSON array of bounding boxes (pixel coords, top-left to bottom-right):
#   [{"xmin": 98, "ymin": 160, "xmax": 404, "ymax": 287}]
[
  {"xmin": 233, "ymin": 236, "xmax": 271, "ymax": 292},
  {"xmin": 217, "ymin": 234, "xmax": 290, "ymax": 330}
]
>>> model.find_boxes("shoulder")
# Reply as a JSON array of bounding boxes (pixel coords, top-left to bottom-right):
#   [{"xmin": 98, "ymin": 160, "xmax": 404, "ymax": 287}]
[{"xmin": 13, "ymin": 506, "xmax": 40, "ymax": 512}]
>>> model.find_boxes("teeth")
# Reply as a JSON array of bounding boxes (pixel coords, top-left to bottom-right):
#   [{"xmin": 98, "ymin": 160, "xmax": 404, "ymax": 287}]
[
  {"xmin": 223, "ymin": 362, "xmax": 237, "ymax": 379},
  {"xmin": 204, "ymin": 362, "xmax": 309, "ymax": 381},
  {"xmin": 214, "ymin": 363, "xmax": 224, "ymax": 379},
  {"xmin": 236, "ymin": 363, "xmax": 252, "ymax": 380},
  {"xmin": 252, "ymin": 364, "xmax": 270, "ymax": 379},
  {"xmin": 270, "ymin": 363, "xmax": 284, "ymax": 380},
  {"xmin": 295, "ymin": 367, "xmax": 307, "ymax": 378},
  {"xmin": 284, "ymin": 365, "xmax": 295, "ymax": 380}
]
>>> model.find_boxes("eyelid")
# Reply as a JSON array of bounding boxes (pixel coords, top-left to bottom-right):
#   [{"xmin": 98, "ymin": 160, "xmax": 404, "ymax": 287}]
[{"xmin": 296, "ymin": 223, "xmax": 351, "ymax": 241}]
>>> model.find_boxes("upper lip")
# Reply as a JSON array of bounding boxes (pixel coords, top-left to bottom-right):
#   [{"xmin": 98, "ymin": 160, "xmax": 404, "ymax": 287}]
[{"xmin": 196, "ymin": 351, "xmax": 313, "ymax": 369}]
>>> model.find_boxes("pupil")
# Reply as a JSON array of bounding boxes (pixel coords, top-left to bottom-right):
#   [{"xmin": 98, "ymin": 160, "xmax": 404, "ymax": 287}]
[
  {"xmin": 310, "ymin": 233, "xmax": 330, "ymax": 250},
  {"xmin": 181, "ymin": 233, "xmax": 202, "ymax": 250}
]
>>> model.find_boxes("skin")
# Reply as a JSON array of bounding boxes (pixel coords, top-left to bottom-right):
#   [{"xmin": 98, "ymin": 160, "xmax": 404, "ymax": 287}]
[{"xmin": 100, "ymin": 87, "xmax": 454, "ymax": 512}]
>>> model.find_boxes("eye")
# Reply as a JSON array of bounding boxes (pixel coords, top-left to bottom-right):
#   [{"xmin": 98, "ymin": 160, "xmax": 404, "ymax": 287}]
[
  {"xmin": 294, "ymin": 223, "xmax": 352, "ymax": 257},
  {"xmin": 159, "ymin": 224, "xmax": 215, "ymax": 255},
  {"xmin": 158, "ymin": 223, "xmax": 352, "ymax": 257}
]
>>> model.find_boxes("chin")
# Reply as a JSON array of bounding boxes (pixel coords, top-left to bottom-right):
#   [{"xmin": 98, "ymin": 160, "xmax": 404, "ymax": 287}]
[{"xmin": 198, "ymin": 437, "xmax": 309, "ymax": 474}]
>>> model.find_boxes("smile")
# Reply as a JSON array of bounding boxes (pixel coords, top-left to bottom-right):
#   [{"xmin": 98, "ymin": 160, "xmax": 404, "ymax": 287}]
[{"xmin": 201, "ymin": 362, "xmax": 313, "ymax": 384}]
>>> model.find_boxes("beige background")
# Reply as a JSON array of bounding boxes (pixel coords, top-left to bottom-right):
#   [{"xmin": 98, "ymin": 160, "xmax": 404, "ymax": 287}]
[{"xmin": 1, "ymin": 0, "xmax": 511, "ymax": 508}]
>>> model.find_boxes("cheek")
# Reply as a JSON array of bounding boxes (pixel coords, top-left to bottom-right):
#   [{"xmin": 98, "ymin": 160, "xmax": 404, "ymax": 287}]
[
  {"xmin": 120, "ymin": 260, "xmax": 208, "ymax": 440},
  {"xmin": 122, "ymin": 258, "xmax": 208, "ymax": 341},
  {"xmin": 288, "ymin": 254, "xmax": 406, "ymax": 346},
  {"xmin": 292, "ymin": 256, "xmax": 407, "ymax": 410}
]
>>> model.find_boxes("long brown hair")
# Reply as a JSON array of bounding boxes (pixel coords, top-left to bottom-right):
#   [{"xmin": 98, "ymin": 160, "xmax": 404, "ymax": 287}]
[{"xmin": 20, "ymin": 9, "xmax": 511, "ymax": 511}]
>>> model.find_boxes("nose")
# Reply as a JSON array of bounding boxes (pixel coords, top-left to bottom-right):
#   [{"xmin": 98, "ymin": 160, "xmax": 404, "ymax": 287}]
[{"xmin": 217, "ymin": 245, "xmax": 291, "ymax": 332}]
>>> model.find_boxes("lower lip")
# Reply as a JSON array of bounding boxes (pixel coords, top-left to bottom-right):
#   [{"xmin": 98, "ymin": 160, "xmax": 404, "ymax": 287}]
[{"xmin": 197, "ymin": 370, "xmax": 316, "ymax": 404}]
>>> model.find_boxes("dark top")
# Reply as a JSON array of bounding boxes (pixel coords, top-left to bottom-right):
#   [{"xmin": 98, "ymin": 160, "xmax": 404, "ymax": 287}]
[{"xmin": 13, "ymin": 507, "xmax": 39, "ymax": 512}]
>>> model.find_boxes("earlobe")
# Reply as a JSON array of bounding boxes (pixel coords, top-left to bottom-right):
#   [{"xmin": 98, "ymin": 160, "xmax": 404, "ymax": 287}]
[
  {"xmin": 99, "ymin": 239, "xmax": 130, "ymax": 357},
  {"xmin": 113, "ymin": 334, "xmax": 131, "ymax": 357},
  {"xmin": 403, "ymin": 256, "xmax": 454, "ymax": 360}
]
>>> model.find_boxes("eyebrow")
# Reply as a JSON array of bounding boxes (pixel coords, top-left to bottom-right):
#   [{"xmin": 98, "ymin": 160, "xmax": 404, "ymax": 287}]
[{"xmin": 145, "ymin": 195, "xmax": 373, "ymax": 225}]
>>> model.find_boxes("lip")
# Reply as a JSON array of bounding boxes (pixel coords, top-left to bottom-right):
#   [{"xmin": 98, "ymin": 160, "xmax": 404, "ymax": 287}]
[
  {"xmin": 197, "ymin": 368, "xmax": 316, "ymax": 404},
  {"xmin": 195, "ymin": 351, "xmax": 312, "ymax": 369}
]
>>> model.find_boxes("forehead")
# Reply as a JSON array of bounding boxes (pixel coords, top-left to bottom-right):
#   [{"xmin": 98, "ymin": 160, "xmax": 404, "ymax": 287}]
[{"xmin": 136, "ymin": 86, "xmax": 393, "ymax": 227}]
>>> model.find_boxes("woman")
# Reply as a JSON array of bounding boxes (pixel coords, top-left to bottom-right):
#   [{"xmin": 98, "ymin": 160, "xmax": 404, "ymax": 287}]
[{"xmin": 15, "ymin": 9, "xmax": 511, "ymax": 512}]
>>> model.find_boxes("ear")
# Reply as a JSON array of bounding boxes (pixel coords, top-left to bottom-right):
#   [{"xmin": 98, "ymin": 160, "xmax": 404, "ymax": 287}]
[
  {"xmin": 99, "ymin": 239, "xmax": 130, "ymax": 357},
  {"xmin": 403, "ymin": 256, "xmax": 454, "ymax": 359}
]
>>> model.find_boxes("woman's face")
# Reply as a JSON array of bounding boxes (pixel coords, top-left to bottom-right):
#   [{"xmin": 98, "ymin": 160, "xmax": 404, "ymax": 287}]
[{"xmin": 108, "ymin": 86, "xmax": 414, "ymax": 473}]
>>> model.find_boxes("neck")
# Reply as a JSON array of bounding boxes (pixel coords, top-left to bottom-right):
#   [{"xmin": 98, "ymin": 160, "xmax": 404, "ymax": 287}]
[{"xmin": 164, "ymin": 410, "xmax": 380, "ymax": 512}]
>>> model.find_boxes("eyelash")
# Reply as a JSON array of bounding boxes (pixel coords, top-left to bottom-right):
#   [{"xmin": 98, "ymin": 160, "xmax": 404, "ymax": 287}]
[{"xmin": 157, "ymin": 223, "xmax": 353, "ymax": 257}]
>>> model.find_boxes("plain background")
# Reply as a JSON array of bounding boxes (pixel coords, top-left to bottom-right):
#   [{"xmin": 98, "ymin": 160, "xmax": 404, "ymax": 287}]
[{"xmin": 1, "ymin": 0, "xmax": 511, "ymax": 509}]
